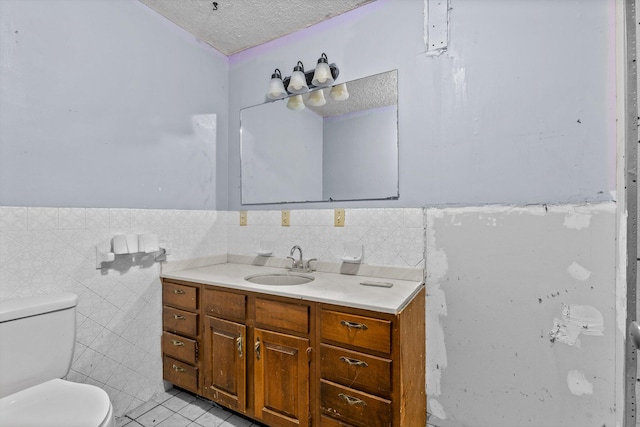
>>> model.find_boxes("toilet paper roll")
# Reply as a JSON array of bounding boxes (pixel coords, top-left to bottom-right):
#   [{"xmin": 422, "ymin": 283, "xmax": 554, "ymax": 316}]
[
  {"xmin": 125, "ymin": 234, "xmax": 138, "ymax": 253},
  {"xmin": 112, "ymin": 235, "xmax": 128, "ymax": 255}
]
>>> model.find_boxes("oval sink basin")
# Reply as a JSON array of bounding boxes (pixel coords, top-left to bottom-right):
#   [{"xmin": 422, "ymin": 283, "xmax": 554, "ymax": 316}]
[{"xmin": 245, "ymin": 273, "xmax": 314, "ymax": 286}]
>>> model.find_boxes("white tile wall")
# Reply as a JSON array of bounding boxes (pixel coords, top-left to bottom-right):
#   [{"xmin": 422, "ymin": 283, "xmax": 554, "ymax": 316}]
[
  {"xmin": 0, "ymin": 206, "xmax": 425, "ymax": 416},
  {"xmin": 227, "ymin": 208, "xmax": 425, "ymax": 268},
  {"xmin": 0, "ymin": 207, "xmax": 228, "ymax": 416}
]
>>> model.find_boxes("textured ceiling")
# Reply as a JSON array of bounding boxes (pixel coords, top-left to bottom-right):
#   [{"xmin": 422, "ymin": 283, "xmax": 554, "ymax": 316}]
[
  {"xmin": 307, "ymin": 69, "xmax": 397, "ymax": 117},
  {"xmin": 138, "ymin": 0, "xmax": 375, "ymax": 55}
]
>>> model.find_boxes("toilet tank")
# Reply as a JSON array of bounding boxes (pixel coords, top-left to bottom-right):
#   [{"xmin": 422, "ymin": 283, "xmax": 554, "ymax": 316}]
[{"xmin": 0, "ymin": 293, "xmax": 78, "ymax": 398}]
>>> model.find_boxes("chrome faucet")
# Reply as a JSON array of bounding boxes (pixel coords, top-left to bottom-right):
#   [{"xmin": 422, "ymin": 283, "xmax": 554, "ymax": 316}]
[
  {"xmin": 288, "ymin": 245, "xmax": 303, "ymax": 269},
  {"xmin": 287, "ymin": 245, "xmax": 316, "ymax": 272}
]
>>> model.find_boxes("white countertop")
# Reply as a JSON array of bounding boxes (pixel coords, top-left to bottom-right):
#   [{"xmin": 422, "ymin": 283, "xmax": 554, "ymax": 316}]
[{"xmin": 161, "ymin": 261, "xmax": 424, "ymax": 314}]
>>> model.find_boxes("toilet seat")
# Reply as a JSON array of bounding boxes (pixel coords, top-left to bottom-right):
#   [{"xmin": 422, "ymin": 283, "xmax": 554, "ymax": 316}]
[{"xmin": 0, "ymin": 378, "xmax": 114, "ymax": 427}]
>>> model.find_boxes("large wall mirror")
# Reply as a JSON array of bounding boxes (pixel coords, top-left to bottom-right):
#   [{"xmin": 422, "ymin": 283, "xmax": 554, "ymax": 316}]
[{"xmin": 240, "ymin": 70, "xmax": 399, "ymax": 205}]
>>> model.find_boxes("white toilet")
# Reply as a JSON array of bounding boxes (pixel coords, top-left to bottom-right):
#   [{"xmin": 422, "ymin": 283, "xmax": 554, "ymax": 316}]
[{"xmin": 0, "ymin": 293, "xmax": 115, "ymax": 427}]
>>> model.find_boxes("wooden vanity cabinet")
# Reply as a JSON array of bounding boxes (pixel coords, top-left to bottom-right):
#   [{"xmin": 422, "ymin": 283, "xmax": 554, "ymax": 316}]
[
  {"xmin": 317, "ymin": 287, "xmax": 426, "ymax": 427},
  {"xmin": 161, "ymin": 278, "xmax": 425, "ymax": 427},
  {"xmin": 162, "ymin": 280, "xmax": 201, "ymax": 395}
]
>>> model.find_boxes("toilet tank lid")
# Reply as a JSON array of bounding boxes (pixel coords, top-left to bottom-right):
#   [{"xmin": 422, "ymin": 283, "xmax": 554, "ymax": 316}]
[{"xmin": 0, "ymin": 293, "xmax": 78, "ymax": 323}]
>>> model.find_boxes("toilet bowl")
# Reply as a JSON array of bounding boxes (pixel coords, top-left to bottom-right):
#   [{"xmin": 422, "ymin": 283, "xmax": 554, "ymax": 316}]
[
  {"xmin": 0, "ymin": 379, "xmax": 114, "ymax": 427},
  {"xmin": 0, "ymin": 293, "xmax": 115, "ymax": 427}
]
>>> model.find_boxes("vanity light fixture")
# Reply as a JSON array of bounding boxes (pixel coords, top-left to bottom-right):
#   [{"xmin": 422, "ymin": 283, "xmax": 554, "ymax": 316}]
[
  {"xmin": 329, "ymin": 82, "xmax": 349, "ymax": 101},
  {"xmin": 287, "ymin": 61, "xmax": 309, "ymax": 94},
  {"xmin": 306, "ymin": 89, "xmax": 326, "ymax": 107},
  {"xmin": 266, "ymin": 68, "xmax": 287, "ymax": 100},
  {"xmin": 311, "ymin": 53, "xmax": 334, "ymax": 87},
  {"xmin": 266, "ymin": 53, "xmax": 341, "ymax": 101},
  {"xmin": 286, "ymin": 94, "xmax": 306, "ymax": 111}
]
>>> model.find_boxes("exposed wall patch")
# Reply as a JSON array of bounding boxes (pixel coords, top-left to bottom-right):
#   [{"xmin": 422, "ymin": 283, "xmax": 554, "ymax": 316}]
[
  {"xmin": 567, "ymin": 262, "xmax": 592, "ymax": 281},
  {"xmin": 567, "ymin": 370, "xmax": 594, "ymax": 396},
  {"xmin": 428, "ymin": 398, "xmax": 447, "ymax": 420},
  {"xmin": 549, "ymin": 304, "xmax": 604, "ymax": 346},
  {"xmin": 563, "ymin": 211, "xmax": 592, "ymax": 230},
  {"xmin": 425, "ymin": 209, "xmax": 448, "ymax": 399}
]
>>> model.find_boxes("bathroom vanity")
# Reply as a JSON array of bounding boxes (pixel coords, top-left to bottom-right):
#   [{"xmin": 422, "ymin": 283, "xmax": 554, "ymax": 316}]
[{"xmin": 161, "ymin": 260, "xmax": 425, "ymax": 427}]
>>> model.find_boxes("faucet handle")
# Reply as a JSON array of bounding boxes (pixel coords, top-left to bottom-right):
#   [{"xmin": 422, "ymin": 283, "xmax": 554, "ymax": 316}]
[
  {"xmin": 286, "ymin": 256, "xmax": 296, "ymax": 269},
  {"xmin": 305, "ymin": 258, "xmax": 317, "ymax": 271}
]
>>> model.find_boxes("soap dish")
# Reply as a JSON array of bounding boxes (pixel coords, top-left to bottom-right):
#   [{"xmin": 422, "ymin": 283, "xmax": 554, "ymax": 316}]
[
  {"xmin": 341, "ymin": 242, "xmax": 363, "ymax": 264},
  {"xmin": 257, "ymin": 241, "xmax": 273, "ymax": 257}
]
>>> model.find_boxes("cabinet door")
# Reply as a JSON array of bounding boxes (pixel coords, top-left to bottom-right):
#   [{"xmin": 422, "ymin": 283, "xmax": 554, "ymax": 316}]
[
  {"xmin": 203, "ymin": 316, "xmax": 246, "ymax": 412},
  {"xmin": 254, "ymin": 328, "xmax": 310, "ymax": 427}
]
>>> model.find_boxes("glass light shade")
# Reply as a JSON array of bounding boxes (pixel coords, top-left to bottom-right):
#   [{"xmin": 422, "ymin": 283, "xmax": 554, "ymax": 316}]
[
  {"xmin": 307, "ymin": 89, "xmax": 326, "ymax": 107},
  {"xmin": 311, "ymin": 62, "xmax": 334, "ymax": 87},
  {"xmin": 288, "ymin": 70, "xmax": 308, "ymax": 94},
  {"xmin": 329, "ymin": 83, "xmax": 349, "ymax": 101},
  {"xmin": 286, "ymin": 94, "xmax": 305, "ymax": 111},
  {"xmin": 267, "ymin": 77, "xmax": 287, "ymax": 99}
]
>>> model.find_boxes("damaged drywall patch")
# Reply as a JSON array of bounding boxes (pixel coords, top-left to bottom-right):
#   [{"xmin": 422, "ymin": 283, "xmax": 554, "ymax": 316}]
[
  {"xmin": 567, "ymin": 370, "xmax": 594, "ymax": 396},
  {"xmin": 429, "ymin": 398, "xmax": 447, "ymax": 420},
  {"xmin": 563, "ymin": 211, "xmax": 592, "ymax": 230},
  {"xmin": 567, "ymin": 262, "xmax": 592, "ymax": 281},
  {"xmin": 425, "ymin": 209, "xmax": 448, "ymax": 403},
  {"xmin": 549, "ymin": 304, "xmax": 604, "ymax": 346}
]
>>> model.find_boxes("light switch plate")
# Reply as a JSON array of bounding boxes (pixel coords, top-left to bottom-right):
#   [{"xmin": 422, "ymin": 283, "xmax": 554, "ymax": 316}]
[
  {"xmin": 334, "ymin": 208, "xmax": 345, "ymax": 227},
  {"xmin": 240, "ymin": 211, "xmax": 247, "ymax": 226},
  {"xmin": 281, "ymin": 210, "xmax": 290, "ymax": 227}
]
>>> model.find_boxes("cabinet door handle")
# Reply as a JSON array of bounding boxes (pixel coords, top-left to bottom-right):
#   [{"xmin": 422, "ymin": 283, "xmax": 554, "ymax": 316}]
[
  {"xmin": 173, "ymin": 314, "xmax": 186, "ymax": 320},
  {"xmin": 172, "ymin": 364, "xmax": 186, "ymax": 373},
  {"xmin": 173, "ymin": 289, "xmax": 185, "ymax": 294},
  {"xmin": 255, "ymin": 338, "xmax": 261, "ymax": 361},
  {"xmin": 340, "ymin": 320, "xmax": 368, "ymax": 331},
  {"xmin": 236, "ymin": 334, "xmax": 243, "ymax": 358},
  {"xmin": 339, "ymin": 356, "xmax": 368, "ymax": 368},
  {"xmin": 338, "ymin": 393, "xmax": 367, "ymax": 407},
  {"xmin": 171, "ymin": 340, "xmax": 185, "ymax": 347}
]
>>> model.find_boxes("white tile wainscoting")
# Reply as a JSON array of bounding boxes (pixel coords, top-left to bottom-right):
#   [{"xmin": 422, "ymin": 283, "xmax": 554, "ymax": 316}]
[{"xmin": 0, "ymin": 206, "xmax": 425, "ymax": 416}]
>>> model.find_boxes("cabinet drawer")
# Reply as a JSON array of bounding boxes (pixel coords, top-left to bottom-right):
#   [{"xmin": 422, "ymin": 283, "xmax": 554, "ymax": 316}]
[
  {"xmin": 255, "ymin": 298, "xmax": 309, "ymax": 334},
  {"xmin": 162, "ymin": 331, "xmax": 197, "ymax": 364},
  {"xmin": 320, "ymin": 344, "xmax": 391, "ymax": 399},
  {"xmin": 320, "ymin": 310, "xmax": 391, "ymax": 354},
  {"xmin": 203, "ymin": 288, "xmax": 246, "ymax": 322},
  {"xmin": 163, "ymin": 282, "xmax": 198, "ymax": 310},
  {"xmin": 320, "ymin": 380, "xmax": 391, "ymax": 427},
  {"xmin": 163, "ymin": 307, "xmax": 198, "ymax": 337},
  {"xmin": 163, "ymin": 355, "xmax": 198, "ymax": 392}
]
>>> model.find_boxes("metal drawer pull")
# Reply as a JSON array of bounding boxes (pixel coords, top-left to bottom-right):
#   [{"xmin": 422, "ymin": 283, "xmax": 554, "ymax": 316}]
[
  {"xmin": 171, "ymin": 340, "xmax": 184, "ymax": 346},
  {"xmin": 173, "ymin": 289, "xmax": 186, "ymax": 294},
  {"xmin": 236, "ymin": 334, "xmax": 243, "ymax": 358},
  {"xmin": 340, "ymin": 320, "xmax": 368, "ymax": 331},
  {"xmin": 172, "ymin": 364, "xmax": 186, "ymax": 373},
  {"xmin": 255, "ymin": 338, "xmax": 261, "ymax": 361},
  {"xmin": 173, "ymin": 314, "xmax": 186, "ymax": 320},
  {"xmin": 339, "ymin": 356, "xmax": 368, "ymax": 368},
  {"xmin": 338, "ymin": 393, "xmax": 367, "ymax": 407}
]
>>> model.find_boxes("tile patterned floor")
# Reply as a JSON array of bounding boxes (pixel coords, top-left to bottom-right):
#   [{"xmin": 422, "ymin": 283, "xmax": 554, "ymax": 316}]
[{"xmin": 116, "ymin": 388, "xmax": 266, "ymax": 427}]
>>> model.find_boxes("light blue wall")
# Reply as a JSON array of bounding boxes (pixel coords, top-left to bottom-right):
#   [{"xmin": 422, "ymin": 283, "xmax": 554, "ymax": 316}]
[
  {"xmin": 227, "ymin": 0, "xmax": 615, "ymax": 210},
  {"xmin": 0, "ymin": 0, "xmax": 228, "ymax": 210}
]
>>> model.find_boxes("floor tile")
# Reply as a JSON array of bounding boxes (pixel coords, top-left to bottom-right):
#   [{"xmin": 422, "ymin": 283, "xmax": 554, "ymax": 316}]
[
  {"xmin": 194, "ymin": 405, "xmax": 232, "ymax": 426},
  {"xmin": 135, "ymin": 405, "xmax": 174, "ymax": 427},
  {"xmin": 177, "ymin": 398, "xmax": 214, "ymax": 421},
  {"xmin": 219, "ymin": 414, "xmax": 253, "ymax": 427},
  {"xmin": 163, "ymin": 391, "xmax": 196, "ymax": 412},
  {"xmin": 151, "ymin": 388, "xmax": 180, "ymax": 405},
  {"xmin": 156, "ymin": 412, "xmax": 192, "ymax": 427},
  {"xmin": 125, "ymin": 400, "xmax": 158, "ymax": 420}
]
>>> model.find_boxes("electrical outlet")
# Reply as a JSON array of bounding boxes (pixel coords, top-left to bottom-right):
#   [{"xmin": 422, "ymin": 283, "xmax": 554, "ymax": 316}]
[
  {"xmin": 281, "ymin": 210, "xmax": 290, "ymax": 227},
  {"xmin": 239, "ymin": 211, "xmax": 247, "ymax": 226},
  {"xmin": 334, "ymin": 208, "xmax": 345, "ymax": 227}
]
